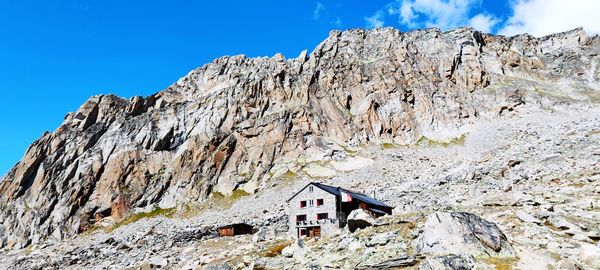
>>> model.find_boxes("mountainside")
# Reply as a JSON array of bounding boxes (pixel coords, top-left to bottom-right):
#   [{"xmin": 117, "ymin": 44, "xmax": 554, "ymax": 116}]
[{"xmin": 1, "ymin": 26, "xmax": 599, "ymax": 252}]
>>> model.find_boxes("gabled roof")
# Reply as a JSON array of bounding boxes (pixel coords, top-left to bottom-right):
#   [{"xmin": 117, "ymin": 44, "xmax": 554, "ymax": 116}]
[{"xmin": 287, "ymin": 182, "xmax": 393, "ymax": 209}]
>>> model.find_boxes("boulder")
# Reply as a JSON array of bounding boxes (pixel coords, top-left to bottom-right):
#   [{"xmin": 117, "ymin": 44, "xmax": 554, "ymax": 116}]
[
  {"xmin": 347, "ymin": 209, "xmax": 379, "ymax": 232},
  {"xmin": 416, "ymin": 212, "xmax": 514, "ymax": 257},
  {"xmin": 419, "ymin": 255, "xmax": 477, "ymax": 270},
  {"xmin": 357, "ymin": 255, "xmax": 422, "ymax": 269},
  {"xmin": 367, "ymin": 231, "xmax": 396, "ymax": 247},
  {"xmin": 331, "ymin": 156, "xmax": 375, "ymax": 171},
  {"xmin": 281, "ymin": 245, "xmax": 295, "ymax": 258},
  {"xmin": 204, "ymin": 263, "xmax": 234, "ymax": 270},
  {"xmin": 146, "ymin": 256, "xmax": 168, "ymax": 267},
  {"xmin": 546, "ymin": 215, "xmax": 580, "ymax": 232},
  {"xmin": 348, "ymin": 239, "xmax": 365, "ymax": 252},
  {"xmin": 281, "ymin": 239, "xmax": 307, "ymax": 260},
  {"xmin": 252, "ymin": 228, "xmax": 267, "ymax": 243},
  {"xmin": 516, "ymin": 210, "xmax": 542, "ymax": 224},
  {"xmin": 302, "ymin": 163, "xmax": 337, "ymax": 178},
  {"xmin": 336, "ymin": 236, "xmax": 364, "ymax": 252},
  {"xmin": 578, "ymin": 243, "xmax": 600, "ymax": 269}
]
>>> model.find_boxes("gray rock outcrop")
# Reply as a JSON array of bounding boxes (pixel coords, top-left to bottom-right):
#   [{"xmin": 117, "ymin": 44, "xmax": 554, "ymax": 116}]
[
  {"xmin": 0, "ymin": 26, "xmax": 598, "ymax": 249},
  {"xmin": 416, "ymin": 212, "xmax": 513, "ymax": 257}
]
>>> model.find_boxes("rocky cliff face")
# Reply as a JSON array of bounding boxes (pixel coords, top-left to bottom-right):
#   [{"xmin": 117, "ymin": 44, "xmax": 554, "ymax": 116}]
[{"xmin": 0, "ymin": 27, "xmax": 598, "ymax": 249}]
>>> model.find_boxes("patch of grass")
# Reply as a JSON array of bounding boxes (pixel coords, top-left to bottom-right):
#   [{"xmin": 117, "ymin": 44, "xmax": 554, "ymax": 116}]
[
  {"xmin": 282, "ymin": 170, "xmax": 297, "ymax": 180},
  {"xmin": 231, "ymin": 189, "xmax": 250, "ymax": 200},
  {"xmin": 106, "ymin": 207, "xmax": 175, "ymax": 232},
  {"xmin": 416, "ymin": 134, "xmax": 466, "ymax": 148},
  {"xmin": 483, "ymin": 257, "xmax": 518, "ymax": 270},
  {"xmin": 212, "ymin": 191, "xmax": 226, "ymax": 199},
  {"xmin": 261, "ymin": 241, "xmax": 291, "ymax": 257},
  {"xmin": 381, "ymin": 142, "xmax": 397, "ymax": 149},
  {"xmin": 210, "ymin": 189, "xmax": 251, "ymax": 209},
  {"xmin": 339, "ymin": 144, "xmax": 359, "ymax": 156}
]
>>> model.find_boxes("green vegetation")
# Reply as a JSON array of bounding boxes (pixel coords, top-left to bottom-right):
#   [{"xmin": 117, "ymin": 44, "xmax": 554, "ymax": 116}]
[
  {"xmin": 230, "ymin": 189, "xmax": 250, "ymax": 200},
  {"xmin": 381, "ymin": 142, "xmax": 397, "ymax": 149},
  {"xmin": 107, "ymin": 207, "xmax": 176, "ymax": 232},
  {"xmin": 282, "ymin": 170, "xmax": 297, "ymax": 180},
  {"xmin": 210, "ymin": 189, "xmax": 251, "ymax": 208},
  {"xmin": 212, "ymin": 189, "xmax": 250, "ymax": 201},
  {"xmin": 483, "ymin": 257, "xmax": 518, "ymax": 270},
  {"xmin": 416, "ymin": 134, "xmax": 466, "ymax": 148},
  {"xmin": 339, "ymin": 144, "xmax": 359, "ymax": 156}
]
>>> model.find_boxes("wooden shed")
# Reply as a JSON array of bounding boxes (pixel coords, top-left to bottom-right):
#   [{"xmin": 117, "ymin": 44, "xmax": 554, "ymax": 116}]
[{"xmin": 217, "ymin": 223, "xmax": 254, "ymax": 237}]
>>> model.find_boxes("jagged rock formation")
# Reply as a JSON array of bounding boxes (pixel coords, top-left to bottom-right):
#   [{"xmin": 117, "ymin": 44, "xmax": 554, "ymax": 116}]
[{"xmin": 0, "ymin": 26, "xmax": 598, "ymax": 249}]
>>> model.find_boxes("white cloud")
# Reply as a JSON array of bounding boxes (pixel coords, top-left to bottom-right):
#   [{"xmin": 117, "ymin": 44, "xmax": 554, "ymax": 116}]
[
  {"xmin": 365, "ymin": 11, "xmax": 385, "ymax": 28},
  {"xmin": 366, "ymin": 0, "xmax": 600, "ymax": 36},
  {"xmin": 313, "ymin": 2, "xmax": 325, "ymax": 20},
  {"xmin": 499, "ymin": 0, "xmax": 600, "ymax": 37},
  {"xmin": 468, "ymin": 13, "xmax": 499, "ymax": 33},
  {"xmin": 398, "ymin": 1, "xmax": 417, "ymax": 27},
  {"xmin": 391, "ymin": 0, "xmax": 479, "ymax": 30}
]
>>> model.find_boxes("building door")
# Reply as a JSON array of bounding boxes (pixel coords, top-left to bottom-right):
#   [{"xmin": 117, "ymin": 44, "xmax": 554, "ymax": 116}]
[
  {"xmin": 307, "ymin": 226, "xmax": 321, "ymax": 237},
  {"xmin": 219, "ymin": 227, "xmax": 233, "ymax": 237}
]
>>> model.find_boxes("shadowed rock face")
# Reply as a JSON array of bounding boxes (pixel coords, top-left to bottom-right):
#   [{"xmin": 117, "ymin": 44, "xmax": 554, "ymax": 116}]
[{"xmin": 0, "ymin": 27, "xmax": 598, "ymax": 249}]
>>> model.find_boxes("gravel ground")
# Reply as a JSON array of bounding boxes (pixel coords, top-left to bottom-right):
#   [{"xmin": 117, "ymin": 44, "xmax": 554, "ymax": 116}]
[{"xmin": 1, "ymin": 106, "xmax": 600, "ymax": 269}]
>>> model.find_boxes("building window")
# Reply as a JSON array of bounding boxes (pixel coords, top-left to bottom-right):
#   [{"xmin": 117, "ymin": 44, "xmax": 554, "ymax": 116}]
[
  {"xmin": 300, "ymin": 201, "xmax": 307, "ymax": 208},
  {"xmin": 309, "ymin": 186, "xmax": 314, "ymax": 192},
  {"xmin": 296, "ymin": 214, "xmax": 307, "ymax": 225},
  {"xmin": 317, "ymin": 199, "xmax": 324, "ymax": 206},
  {"xmin": 317, "ymin": 213, "xmax": 329, "ymax": 220},
  {"xmin": 300, "ymin": 228, "xmax": 307, "ymax": 236},
  {"xmin": 309, "ymin": 200, "xmax": 314, "ymax": 207}
]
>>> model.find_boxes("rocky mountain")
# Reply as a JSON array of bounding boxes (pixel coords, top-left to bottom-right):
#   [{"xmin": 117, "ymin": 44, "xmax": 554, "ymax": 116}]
[{"xmin": 0, "ymin": 25, "xmax": 599, "ymax": 264}]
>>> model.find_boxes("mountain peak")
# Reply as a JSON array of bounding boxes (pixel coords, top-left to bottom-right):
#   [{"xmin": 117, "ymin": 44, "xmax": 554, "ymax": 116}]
[{"xmin": 0, "ymin": 26, "xmax": 598, "ymax": 252}]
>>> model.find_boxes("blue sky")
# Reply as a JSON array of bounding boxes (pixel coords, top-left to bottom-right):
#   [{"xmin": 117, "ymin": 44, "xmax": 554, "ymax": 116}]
[{"xmin": 1, "ymin": 0, "xmax": 598, "ymax": 176}]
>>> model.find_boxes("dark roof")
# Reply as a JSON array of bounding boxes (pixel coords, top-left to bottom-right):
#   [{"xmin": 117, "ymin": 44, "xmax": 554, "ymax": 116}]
[
  {"xmin": 368, "ymin": 208, "xmax": 388, "ymax": 215},
  {"xmin": 217, "ymin": 223, "xmax": 253, "ymax": 229},
  {"xmin": 288, "ymin": 182, "xmax": 393, "ymax": 209}
]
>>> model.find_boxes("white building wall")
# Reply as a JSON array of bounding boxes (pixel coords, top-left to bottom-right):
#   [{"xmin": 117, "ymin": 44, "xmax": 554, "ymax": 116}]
[{"xmin": 288, "ymin": 184, "xmax": 340, "ymax": 237}]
